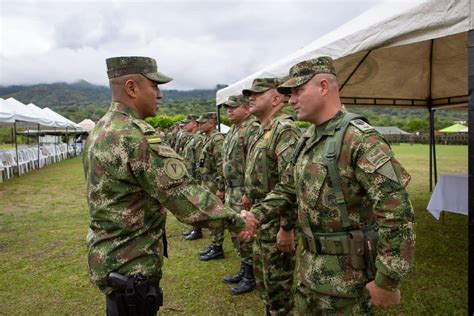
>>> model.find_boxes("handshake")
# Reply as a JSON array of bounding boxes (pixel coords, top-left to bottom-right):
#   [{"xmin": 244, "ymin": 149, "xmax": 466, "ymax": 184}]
[{"xmin": 236, "ymin": 210, "xmax": 260, "ymax": 242}]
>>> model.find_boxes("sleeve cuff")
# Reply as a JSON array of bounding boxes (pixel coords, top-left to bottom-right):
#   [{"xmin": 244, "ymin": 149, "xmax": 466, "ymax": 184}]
[
  {"xmin": 374, "ymin": 271, "xmax": 400, "ymax": 291},
  {"xmin": 228, "ymin": 214, "xmax": 245, "ymax": 233}
]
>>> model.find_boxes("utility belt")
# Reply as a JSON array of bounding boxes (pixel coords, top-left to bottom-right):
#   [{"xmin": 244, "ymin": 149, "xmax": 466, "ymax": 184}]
[
  {"xmin": 224, "ymin": 179, "xmax": 244, "ymax": 188},
  {"xmin": 106, "ymin": 273, "xmax": 163, "ymax": 316},
  {"xmin": 301, "ymin": 225, "xmax": 379, "ymax": 280},
  {"xmin": 200, "ymin": 173, "xmax": 217, "ymax": 181}
]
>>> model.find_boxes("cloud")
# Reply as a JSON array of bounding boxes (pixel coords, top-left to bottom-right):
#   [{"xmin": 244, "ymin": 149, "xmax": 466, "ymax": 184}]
[{"xmin": 0, "ymin": 0, "xmax": 393, "ymax": 89}]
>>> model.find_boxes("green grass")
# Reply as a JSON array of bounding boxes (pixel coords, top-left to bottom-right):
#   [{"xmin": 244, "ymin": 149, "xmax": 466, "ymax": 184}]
[{"xmin": 0, "ymin": 144, "xmax": 468, "ymax": 315}]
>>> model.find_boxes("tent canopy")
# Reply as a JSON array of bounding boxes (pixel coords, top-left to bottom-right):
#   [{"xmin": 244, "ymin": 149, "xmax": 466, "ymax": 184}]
[
  {"xmin": 439, "ymin": 123, "xmax": 468, "ymax": 133},
  {"xmin": 77, "ymin": 119, "xmax": 96, "ymax": 131},
  {"xmin": 374, "ymin": 126, "xmax": 411, "ymax": 135},
  {"xmin": 217, "ymin": 0, "xmax": 473, "ymax": 110}
]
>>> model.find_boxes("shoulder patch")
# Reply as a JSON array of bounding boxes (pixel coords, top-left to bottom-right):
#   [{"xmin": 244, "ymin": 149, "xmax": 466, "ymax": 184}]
[
  {"xmin": 164, "ymin": 158, "xmax": 186, "ymax": 180},
  {"xmin": 132, "ymin": 119, "xmax": 155, "ymax": 135},
  {"xmin": 152, "ymin": 144, "xmax": 181, "ymax": 159},
  {"xmin": 349, "ymin": 119, "xmax": 374, "ymax": 132},
  {"xmin": 376, "ymin": 161, "xmax": 400, "ymax": 184}
]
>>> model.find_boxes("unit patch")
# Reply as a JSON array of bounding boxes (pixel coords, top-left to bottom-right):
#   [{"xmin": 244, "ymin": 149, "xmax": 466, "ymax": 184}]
[{"xmin": 164, "ymin": 158, "xmax": 186, "ymax": 180}]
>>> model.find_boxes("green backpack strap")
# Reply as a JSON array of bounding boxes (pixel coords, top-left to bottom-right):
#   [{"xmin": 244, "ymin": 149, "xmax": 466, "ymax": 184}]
[{"xmin": 322, "ymin": 113, "xmax": 368, "ymax": 230}]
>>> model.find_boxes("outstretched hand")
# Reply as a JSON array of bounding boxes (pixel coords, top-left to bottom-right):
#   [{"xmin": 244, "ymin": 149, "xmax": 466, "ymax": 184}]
[
  {"xmin": 236, "ymin": 210, "xmax": 259, "ymax": 242},
  {"xmin": 365, "ymin": 281, "xmax": 400, "ymax": 308}
]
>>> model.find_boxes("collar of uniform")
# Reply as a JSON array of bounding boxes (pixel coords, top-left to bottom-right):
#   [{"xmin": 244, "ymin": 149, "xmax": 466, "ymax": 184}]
[
  {"xmin": 314, "ymin": 110, "xmax": 345, "ymax": 137},
  {"xmin": 262, "ymin": 110, "xmax": 288, "ymax": 131},
  {"xmin": 109, "ymin": 101, "xmax": 141, "ymax": 120}
]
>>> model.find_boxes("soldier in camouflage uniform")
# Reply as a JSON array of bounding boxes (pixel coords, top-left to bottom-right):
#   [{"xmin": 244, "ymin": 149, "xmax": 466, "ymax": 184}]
[
  {"xmin": 196, "ymin": 112, "xmax": 227, "ymax": 261},
  {"xmin": 221, "ymin": 94, "xmax": 258, "ymax": 295},
  {"xmin": 181, "ymin": 115, "xmax": 208, "ymax": 240},
  {"xmin": 83, "ymin": 56, "xmax": 254, "ymax": 315},
  {"xmin": 242, "ymin": 78, "xmax": 301, "ymax": 315},
  {"xmin": 246, "ymin": 56, "xmax": 416, "ymax": 315},
  {"xmin": 166, "ymin": 122, "xmax": 181, "ymax": 149},
  {"xmin": 174, "ymin": 117, "xmax": 195, "ymax": 155}
]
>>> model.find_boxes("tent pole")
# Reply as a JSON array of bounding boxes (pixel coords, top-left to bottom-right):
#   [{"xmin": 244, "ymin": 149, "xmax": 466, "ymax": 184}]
[
  {"xmin": 428, "ymin": 107, "xmax": 433, "ymax": 192},
  {"xmin": 14, "ymin": 122, "xmax": 19, "ymax": 178},
  {"xmin": 432, "ymin": 109, "xmax": 438, "ymax": 184},
  {"xmin": 37, "ymin": 124, "xmax": 40, "ymax": 168},
  {"xmin": 66, "ymin": 127, "xmax": 69, "ymax": 159},
  {"xmin": 467, "ymin": 28, "xmax": 474, "ymax": 316},
  {"xmin": 217, "ymin": 104, "xmax": 222, "ymax": 132},
  {"xmin": 74, "ymin": 129, "xmax": 77, "ymax": 156},
  {"xmin": 54, "ymin": 127, "xmax": 57, "ymax": 163}
]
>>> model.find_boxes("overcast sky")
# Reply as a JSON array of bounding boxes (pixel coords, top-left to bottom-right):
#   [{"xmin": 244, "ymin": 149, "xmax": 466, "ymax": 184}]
[{"xmin": 1, "ymin": 0, "xmax": 411, "ymax": 90}]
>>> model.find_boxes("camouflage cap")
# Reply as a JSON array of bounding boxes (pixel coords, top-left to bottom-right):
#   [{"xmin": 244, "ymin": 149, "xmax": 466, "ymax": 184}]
[
  {"xmin": 196, "ymin": 112, "xmax": 217, "ymax": 123},
  {"xmin": 182, "ymin": 114, "xmax": 199, "ymax": 124},
  {"xmin": 242, "ymin": 78, "xmax": 281, "ymax": 96},
  {"xmin": 106, "ymin": 56, "xmax": 173, "ymax": 84},
  {"xmin": 277, "ymin": 56, "xmax": 336, "ymax": 95},
  {"xmin": 223, "ymin": 94, "xmax": 249, "ymax": 108}
]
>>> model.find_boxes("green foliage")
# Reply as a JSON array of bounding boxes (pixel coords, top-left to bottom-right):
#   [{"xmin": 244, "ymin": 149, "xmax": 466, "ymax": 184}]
[
  {"xmin": 146, "ymin": 114, "xmax": 185, "ymax": 129},
  {"xmin": 295, "ymin": 121, "xmax": 311, "ymax": 129}
]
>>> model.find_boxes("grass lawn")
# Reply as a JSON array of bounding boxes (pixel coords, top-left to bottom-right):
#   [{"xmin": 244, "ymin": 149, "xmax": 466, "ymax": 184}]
[{"xmin": 0, "ymin": 143, "xmax": 468, "ymax": 315}]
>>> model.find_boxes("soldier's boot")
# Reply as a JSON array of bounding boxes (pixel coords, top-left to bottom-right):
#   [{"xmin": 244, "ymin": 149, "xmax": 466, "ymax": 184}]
[
  {"xmin": 200, "ymin": 245, "xmax": 224, "ymax": 261},
  {"xmin": 230, "ymin": 263, "xmax": 255, "ymax": 295},
  {"xmin": 265, "ymin": 305, "xmax": 271, "ymax": 316},
  {"xmin": 182, "ymin": 228, "xmax": 194, "ymax": 237},
  {"xmin": 199, "ymin": 245, "xmax": 213, "ymax": 256},
  {"xmin": 223, "ymin": 262, "xmax": 245, "ymax": 284},
  {"xmin": 184, "ymin": 228, "xmax": 202, "ymax": 240}
]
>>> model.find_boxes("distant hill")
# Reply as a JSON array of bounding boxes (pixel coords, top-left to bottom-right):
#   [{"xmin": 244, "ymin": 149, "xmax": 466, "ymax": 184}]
[{"xmin": 0, "ymin": 80, "xmax": 217, "ymax": 109}]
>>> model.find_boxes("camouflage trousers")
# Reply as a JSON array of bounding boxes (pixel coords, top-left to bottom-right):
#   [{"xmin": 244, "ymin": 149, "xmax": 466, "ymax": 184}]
[
  {"xmin": 294, "ymin": 280, "xmax": 371, "ymax": 316},
  {"xmin": 226, "ymin": 187, "xmax": 253, "ymax": 264},
  {"xmin": 253, "ymin": 228, "xmax": 296, "ymax": 315},
  {"xmin": 202, "ymin": 180, "xmax": 224, "ymax": 247}
]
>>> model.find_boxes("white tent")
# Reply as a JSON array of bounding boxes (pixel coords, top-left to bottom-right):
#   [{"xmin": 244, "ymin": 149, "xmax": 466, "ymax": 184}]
[
  {"xmin": 77, "ymin": 119, "xmax": 95, "ymax": 131},
  {"xmin": 0, "ymin": 98, "xmax": 52, "ymax": 128},
  {"xmin": 42, "ymin": 107, "xmax": 78, "ymax": 129},
  {"xmin": 219, "ymin": 123, "xmax": 230, "ymax": 134},
  {"xmin": 25, "ymin": 103, "xmax": 56, "ymax": 127}
]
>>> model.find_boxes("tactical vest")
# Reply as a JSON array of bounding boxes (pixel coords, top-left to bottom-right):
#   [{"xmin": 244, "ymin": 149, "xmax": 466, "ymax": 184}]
[{"xmin": 292, "ymin": 112, "xmax": 379, "ymax": 280}]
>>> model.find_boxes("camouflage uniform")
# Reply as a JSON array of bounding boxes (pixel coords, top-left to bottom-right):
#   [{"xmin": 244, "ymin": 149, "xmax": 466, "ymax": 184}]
[
  {"xmin": 84, "ymin": 57, "xmax": 245, "ymax": 296},
  {"xmin": 175, "ymin": 131, "xmax": 193, "ymax": 155},
  {"xmin": 197, "ymin": 113, "xmax": 226, "ymax": 249},
  {"xmin": 251, "ymin": 57, "xmax": 416, "ymax": 315},
  {"xmin": 182, "ymin": 130, "xmax": 206, "ymax": 180},
  {"xmin": 222, "ymin": 97, "xmax": 257, "ymax": 265},
  {"xmin": 243, "ymin": 78, "xmax": 301, "ymax": 316}
]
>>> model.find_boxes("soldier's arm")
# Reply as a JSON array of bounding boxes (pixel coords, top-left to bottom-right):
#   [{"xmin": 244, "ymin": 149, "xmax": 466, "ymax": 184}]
[
  {"xmin": 132, "ymin": 138, "xmax": 245, "ymax": 233},
  {"xmin": 354, "ymin": 131, "xmax": 416, "ymax": 291}
]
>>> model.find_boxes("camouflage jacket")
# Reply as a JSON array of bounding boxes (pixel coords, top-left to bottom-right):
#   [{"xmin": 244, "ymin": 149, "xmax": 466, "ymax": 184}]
[
  {"xmin": 245, "ymin": 111, "xmax": 301, "ymax": 240},
  {"xmin": 83, "ymin": 102, "xmax": 244, "ymax": 293},
  {"xmin": 222, "ymin": 116, "xmax": 257, "ymax": 206},
  {"xmin": 182, "ymin": 131, "xmax": 206, "ymax": 179},
  {"xmin": 251, "ymin": 110, "xmax": 415, "ymax": 295},
  {"xmin": 198, "ymin": 129, "xmax": 225, "ymax": 192},
  {"xmin": 174, "ymin": 131, "xmax": 193, "ymax": 155}
]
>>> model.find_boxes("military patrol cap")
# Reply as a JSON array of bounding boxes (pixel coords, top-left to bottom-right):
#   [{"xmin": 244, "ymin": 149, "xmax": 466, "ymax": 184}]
[
  {"xmin": 197, "ymin": 112, "xmax": 218, "ymax": 123},
  {"xmin": 277, "ymin": 56, "xmax": 336, "ymax": 95},
  {"xmin": 242, "ymin": 77, "xmax": 281, "ymax": 96},
  {"xmin": 106, "ymin": 56, "xmax": 173, "ymax": 84},
  {"xmin": 182, "ymin": 114, "xmax": 199, "ymax": 124},
  {"xmin": 223, "ymin": 94, "xmax": 249, "ymax": 108}
]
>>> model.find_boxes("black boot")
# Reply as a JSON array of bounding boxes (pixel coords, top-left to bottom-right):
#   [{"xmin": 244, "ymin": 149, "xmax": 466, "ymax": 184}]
[
  {"xmin": 182, "ymin": 228, "xmax": 194, "ymax": 237},
  {"xmin": 230, "ymin": 263, "xmax": 256, "ymax": 295},
  {"xmin": 223, "ymin": 262, "xmax": 245, "ymax": 284},
  {"xmin": 200, "ymin": 245, "xmax": 224, "ymax": 261},
  {"xmin": 184, "ymin": 228, "xmax": 202, "ymax": 240},
  {"xmin": 199, "ymin": 245, "xmax": 213, "ymax": 256}
]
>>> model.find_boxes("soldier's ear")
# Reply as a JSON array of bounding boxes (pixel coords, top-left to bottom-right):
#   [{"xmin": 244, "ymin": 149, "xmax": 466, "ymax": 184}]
[{"xmin": 124, "ymin": 79, "xmax": 138, "ymax": 98}]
